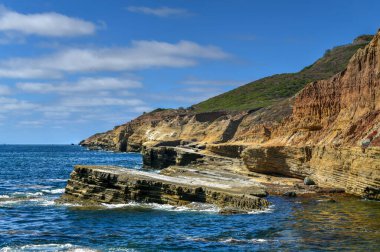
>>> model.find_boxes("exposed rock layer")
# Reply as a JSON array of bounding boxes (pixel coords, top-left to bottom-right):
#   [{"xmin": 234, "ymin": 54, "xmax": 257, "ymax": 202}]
[
  {"xmin": 242, "ymin": 145, "xmax": 380, "ymax": 199},
  {"xmin": 59, "ymin": 165, "xmax": 269, "ymax": 212}
]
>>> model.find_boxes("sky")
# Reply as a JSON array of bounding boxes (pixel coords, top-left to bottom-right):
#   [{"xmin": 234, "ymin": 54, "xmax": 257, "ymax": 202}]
[{"xmin": 0, "ymin": 0, "xmax": 379, "ymax": 144}]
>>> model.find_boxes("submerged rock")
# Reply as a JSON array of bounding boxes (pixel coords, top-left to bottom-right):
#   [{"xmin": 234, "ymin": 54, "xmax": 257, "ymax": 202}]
[
  {"xmin": 219, "ymin": 207, "xmax": 248, "ymax": 215},
  {"xmin": 283, "ymin": 191, "xmax": 297, "ymax": 197}
]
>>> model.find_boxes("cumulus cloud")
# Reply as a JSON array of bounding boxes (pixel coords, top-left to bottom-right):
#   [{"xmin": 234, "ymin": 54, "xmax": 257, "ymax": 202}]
[
  {"xmin": 0, "ymin": 85, "xmax": 11, "ymax": 95},
  {"xmin": 0, "ymin": 5, "xmax": 96, "ymax": 37},
  {"xmin": 127, "ymin": 6, "xmax": 189, "ymax": 17},
  {"xmin": 17, "ymin": 77, "xmax": 142, "ymax": 94},
  {"xmin": 0, "ymin": 40, "xmax": 229, "ymax": 79}
]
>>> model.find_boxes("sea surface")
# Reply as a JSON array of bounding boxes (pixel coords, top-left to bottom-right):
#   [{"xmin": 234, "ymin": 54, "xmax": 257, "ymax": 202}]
[{"xmin": 0, "ymin": 145, "xmax": 379, "ymax": 252}]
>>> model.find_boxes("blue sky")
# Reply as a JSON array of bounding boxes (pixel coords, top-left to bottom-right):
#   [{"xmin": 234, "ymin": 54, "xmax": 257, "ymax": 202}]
[{"xmin": 0, "ymin": 0, "xmax": 379, "ymax": 144}]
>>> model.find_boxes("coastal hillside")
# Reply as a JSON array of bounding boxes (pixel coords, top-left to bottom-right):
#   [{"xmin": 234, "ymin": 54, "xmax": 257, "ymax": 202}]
[
  {"xmin": 80, "ymin": 30, "xmax": 380, "ymax": 199},
  {"xmin": 81, "ymin": 33, "xmax": 376, "ymax": 151},
  {"xmin": 194, "ymin": 35, "xmax": 373, "ymax": 112}
]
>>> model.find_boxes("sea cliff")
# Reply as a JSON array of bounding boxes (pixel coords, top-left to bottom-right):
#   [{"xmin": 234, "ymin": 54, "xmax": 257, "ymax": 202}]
[{"xmin": 65, "ymin": 31, "xmax": 380, "ymax": 210}]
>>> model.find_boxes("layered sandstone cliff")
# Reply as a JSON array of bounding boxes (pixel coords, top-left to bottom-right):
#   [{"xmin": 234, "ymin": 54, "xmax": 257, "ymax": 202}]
[{"xmin": 79, "ymin": 30, "xmax": 380, "ymax": 199}]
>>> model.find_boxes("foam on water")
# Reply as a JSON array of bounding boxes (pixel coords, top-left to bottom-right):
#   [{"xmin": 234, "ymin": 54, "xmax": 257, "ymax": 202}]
[
  {"xmin": 42, "ymin": 188, "xmax": 65, "ymax": 194},
  {"xmin": 248, "ymin": 204, "xmax": 275, "ymax": 214},
  {"xmin": 220, "ymin": 238, "xmax": 269, "ymax": 244},
  {"xmin": 185, "ymin": 236, "xmax": 270, "ymax": 244},
  {"xmin": 45, "ymin": 179, "xmax": 69, "ymax": 182},
  {"xmin": 0, "ymin": 243, "xmax": 98, "ymax": 252},
  {"xmin": 100, "ymin": 201, "xmax": 220, "ymax": 213}
]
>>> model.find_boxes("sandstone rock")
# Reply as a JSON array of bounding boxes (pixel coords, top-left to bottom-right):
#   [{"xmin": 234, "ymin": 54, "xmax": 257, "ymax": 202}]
[{"xmin": 58, "ymin": 165, "xmax": 269, "ymax": 212}]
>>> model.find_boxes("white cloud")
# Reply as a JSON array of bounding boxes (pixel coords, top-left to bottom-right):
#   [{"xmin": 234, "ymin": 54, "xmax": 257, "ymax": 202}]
[
  {"xmin": 17, "ymin": 77, "xmax": 142, "ymax": 94},
  {"xmin": 0, "ymin": 85, "xmax": 11, "ymax": 95},
  {"xmin": 18, "ymin": 120, "xmax": 44, "ymax": 127},
  {"xmin": 0, "ymin": 5, "xmax": 96, "ymax": 37},
  {"xmin": 0, "ymin": 40, "xmax": 228, "ymax": 79},
  {"xmin": 60, "ymin": 97, "xmax": 145, "ymax": 107},
  {"xmin": 0, "ymin": 97, "xmax": 39, "ymax": 111},
  {"xmin": 127, "ymin": 6, "xmax": 189, "ymax": 17}
]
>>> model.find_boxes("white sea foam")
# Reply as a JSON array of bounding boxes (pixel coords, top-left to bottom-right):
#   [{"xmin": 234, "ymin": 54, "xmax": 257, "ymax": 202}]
[
  {"xmin": 45, "ymin": 178, "xmax": 68, "ymax": 182},
  {"xmin": 0, "ymin": 195, "xmax": 10, "ymax": 199},
  {"xmin": 185, "ymin": 236, "xmax": 269, "ymax": 244},
  {"xmin": 248, "ymin": 205, "xmax": 275, "ymax": 214},
  {"xmin": 0, "ymin": 243, "xmax": 98, "ymax": 252},
  {"xmin": 42, "ymin": 188, "xmax": 65, "ymax": 194},
  {"xmin": 0, "ymin": 194, "xmax": 56, "ymax": 207},
  {"xmin": 220, "ymin": 237, "xmax": 268, "ymax": 244},
  {"xmin": 12, "ymin": 192, "xmax": 44, "ymax": 197},
  {"xmin": 100, "ymin": 201, "xmax": 220, "ymax": 213}
]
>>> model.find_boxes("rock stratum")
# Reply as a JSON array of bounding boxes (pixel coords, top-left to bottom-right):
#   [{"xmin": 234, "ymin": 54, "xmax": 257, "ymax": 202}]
[
  {"xmin": 59, "ymin": 165, "xmax": 269, "ymax": 213},
  {"xmin": 67, "ymin": 30, "xmax": 380, "ymax": 210}
]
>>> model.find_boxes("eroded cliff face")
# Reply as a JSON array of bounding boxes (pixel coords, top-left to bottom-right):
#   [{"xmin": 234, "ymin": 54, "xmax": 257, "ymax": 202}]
[
  {"xmin": 80, "ymin": 30, "xmax": 380, "ymax": 199},
  {"xmin": 239, "ymin": 31, "xmax": 380, "ymax": 198},
  {"xmin": 268, "ymin": 32, "xmax": 380, "ymax": 147},
  {"xmin": 80, "ymin": 109, "xmax": 251, "ymax": 152}
]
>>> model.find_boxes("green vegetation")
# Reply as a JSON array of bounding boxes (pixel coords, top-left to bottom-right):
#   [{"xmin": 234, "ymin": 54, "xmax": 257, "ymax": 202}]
[{"xmin": 194, "ymin": 36, "xmax": 372, "ymax": 112}]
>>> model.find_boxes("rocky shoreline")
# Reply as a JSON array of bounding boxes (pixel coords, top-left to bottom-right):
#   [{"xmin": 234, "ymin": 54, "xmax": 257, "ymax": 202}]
[
  {"xmin": 58, "ymin": 144, "xmax": 357, "ymax": 213},
  {"xmin": 61, "ymin": 31, "xmax": 380, "ymax": 212},
  {"xmin": 58, "ymin": 165, "xmax": 269, "ymax": 214}
]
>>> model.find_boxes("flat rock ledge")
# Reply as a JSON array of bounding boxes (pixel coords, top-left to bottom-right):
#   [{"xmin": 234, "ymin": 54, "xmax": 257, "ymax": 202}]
[{"xmin": 57, "ymin": 165, "xmax": 270, "ymax": 213}]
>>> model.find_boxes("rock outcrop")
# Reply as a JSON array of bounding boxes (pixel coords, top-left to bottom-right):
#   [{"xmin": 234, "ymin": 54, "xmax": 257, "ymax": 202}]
[{"xmin": 59, "ymin": 165, "xmax": 269, "ymax": 213}]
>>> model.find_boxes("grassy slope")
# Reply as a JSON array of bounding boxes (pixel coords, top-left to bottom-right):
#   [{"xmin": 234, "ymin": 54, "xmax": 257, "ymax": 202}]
[{"xmin": 194, "ymin": 39, "xmax": 371, "ymax": 112}]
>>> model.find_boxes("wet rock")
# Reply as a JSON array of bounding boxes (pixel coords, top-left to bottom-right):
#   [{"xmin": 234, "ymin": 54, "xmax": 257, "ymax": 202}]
[
  {"xmin": 219, "ymin": 207, "xmax": 248, "ymax": 215},
  {"xmin": 304, "ymin": 177, "xmax": 316, "ymax": 185},
  {"xmin": 326, "ymin": 198, "xmax": 337, "ymax": 203},
  {"xmin": 283, "ymin": 191, "xmax": 297, "ymax": 197},
  {"xmin": 363, "ymin": 187, "xmax": 380, "ymax": 200}
]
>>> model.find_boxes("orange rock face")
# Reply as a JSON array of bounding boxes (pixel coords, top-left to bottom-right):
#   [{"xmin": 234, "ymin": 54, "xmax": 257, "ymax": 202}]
[{"xmin": 269, "ymin": 31, "xmax": 380, "ymax": 147}]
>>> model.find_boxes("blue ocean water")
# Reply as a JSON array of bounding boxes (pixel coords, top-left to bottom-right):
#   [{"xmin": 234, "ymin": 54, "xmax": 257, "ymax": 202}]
[{"xmin": 0, "ymin": 145, "xmax": 379, "ymax": 252}]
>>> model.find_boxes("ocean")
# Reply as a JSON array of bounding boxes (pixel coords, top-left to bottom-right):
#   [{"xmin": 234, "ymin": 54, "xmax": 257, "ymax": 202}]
[{"xmin": 0, "ymin": 145, "xmax": 379, "ymax": 251}]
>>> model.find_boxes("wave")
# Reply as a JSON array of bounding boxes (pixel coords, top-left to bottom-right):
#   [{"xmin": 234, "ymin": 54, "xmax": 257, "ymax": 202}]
[
  {"xmin": 185, "ymin": 236, "xmax": 270, "ymax": 244},
  {"xmin": 42, "ymin": 188, "xmax": 65, "ymax": 194},
  {"xmin": 0, "ymin": 190, "xmax": 61, "ymax": 207},
  {"xmin": 100, "ymin": 202, "xmax": 220, "ymax": 213},
  {"xmin": 0, "ymin": 197, "xmax": 55, "ymax": 207},
  {"xmin": 0, "ymin": 243, "xmax": 98, "ymax": 252},
  {"xmin": 220, "ymin": 238, "xmax": 268, "ymax": 244},
  {"xmin": 248, "ymin": 205, "xmax": 275, "ymax": 214},
  {"xmin": 12, "ymin": 192, "xmax": 44, "ymax": 197},
  {"xmin": 45, "ymin": 178, "xmax": 68, "ymax": 182}
]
